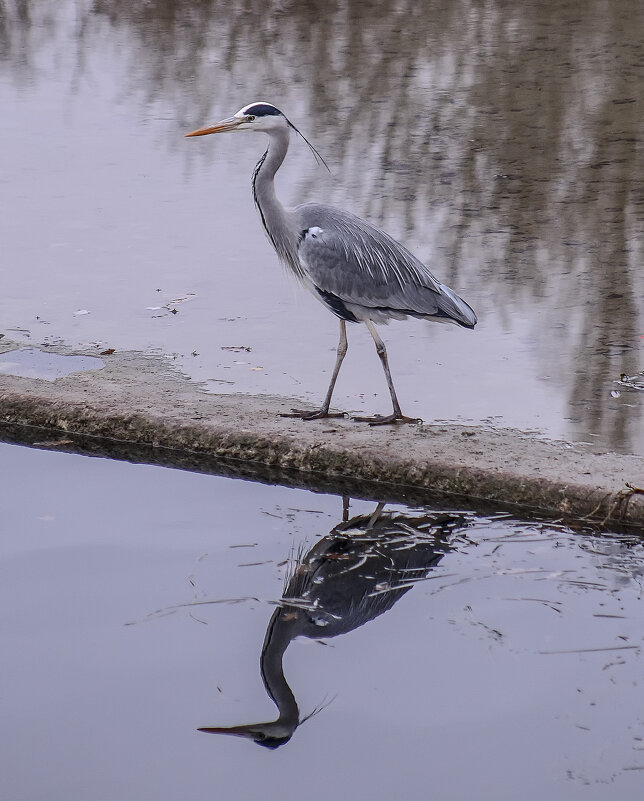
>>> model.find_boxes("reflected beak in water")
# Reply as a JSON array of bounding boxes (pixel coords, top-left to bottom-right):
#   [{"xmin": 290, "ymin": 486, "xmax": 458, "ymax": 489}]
[
  {"xmin": 185, "ymin": 117, "xmax": 243, "ymax": 137},
  {"xmin": 198, "ymin": 723, "xmax": 293, "ymax": 749}
]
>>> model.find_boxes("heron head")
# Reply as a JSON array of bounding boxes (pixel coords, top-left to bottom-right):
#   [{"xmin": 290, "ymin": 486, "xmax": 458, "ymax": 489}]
[
  {"xmin": 185, "ymin": 101, "xmax": 329, "ymax": 170},
  {"xmin": 185, "ymin": 101, "xmax": 286, "ymax": 137},
  {"xmin": 198, "ymin": 720, "xmax": 295, "ymax": 749}
]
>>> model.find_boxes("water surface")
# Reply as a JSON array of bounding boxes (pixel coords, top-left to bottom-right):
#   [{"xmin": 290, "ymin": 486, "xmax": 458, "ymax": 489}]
[
  {"xmin": 0, "ymin": 347, "xmax": 103, "ymax": 380},
  {"xmin": 1, "ymin": 0, "xmax": 642, "ymax": 451},
  {"xmin": 1, "ymin": 441, "xmax": 644, "ymax": 800}
]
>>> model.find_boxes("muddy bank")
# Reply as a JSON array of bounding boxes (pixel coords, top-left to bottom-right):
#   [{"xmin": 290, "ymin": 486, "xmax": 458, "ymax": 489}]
[{"xmin": 0, "ymin": 340, "xmax": 642, "ymax": 527}]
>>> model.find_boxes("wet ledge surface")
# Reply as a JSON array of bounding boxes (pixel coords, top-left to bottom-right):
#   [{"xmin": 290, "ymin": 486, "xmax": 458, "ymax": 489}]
[{"xmin": 0, "ymin": 341, "xmax": 642, "ymax": 528}]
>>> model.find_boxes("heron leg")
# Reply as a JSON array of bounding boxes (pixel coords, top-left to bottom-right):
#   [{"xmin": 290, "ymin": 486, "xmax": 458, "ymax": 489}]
[
  {"xmin": 352, "ymin": 320, "xmax": 422, "ymax": 426},
  {"xmin": 281, "ymin": 320, "xmax": 348, "ymax": 420},
  {"xmin": 342, "ymin": 496, "xmax": 350, "ymax": 522}
]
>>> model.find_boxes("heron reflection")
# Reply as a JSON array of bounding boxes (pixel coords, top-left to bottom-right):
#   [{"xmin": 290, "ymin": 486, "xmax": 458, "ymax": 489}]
[{"xmin": 199, "ymin": 501, "xmax": 464, "ymax": 748}]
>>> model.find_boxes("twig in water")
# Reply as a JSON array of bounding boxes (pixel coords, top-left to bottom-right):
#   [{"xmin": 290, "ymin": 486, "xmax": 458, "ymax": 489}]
[{"xmin": 602, "ymin": 483, "xmax": 644, "ymax": 526}]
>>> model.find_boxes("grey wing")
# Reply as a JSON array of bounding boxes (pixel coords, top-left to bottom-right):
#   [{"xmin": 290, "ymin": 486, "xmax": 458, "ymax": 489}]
[{"xmin": 295, "ymin": 204, "xmax": 476, "ymax": 327}]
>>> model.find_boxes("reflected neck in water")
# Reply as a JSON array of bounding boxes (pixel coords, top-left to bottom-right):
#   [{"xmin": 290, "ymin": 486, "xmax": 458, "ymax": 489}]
[{"xmin": 198, "ymin": 607, "xmax": 300, "ymax": 749}]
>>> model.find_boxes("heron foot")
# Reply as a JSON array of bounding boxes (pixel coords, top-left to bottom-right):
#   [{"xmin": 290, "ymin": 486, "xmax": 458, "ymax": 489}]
[
  {"xmin": 280, "ymin": 408, "xmax": 346, "ymax": 421},
  {"xmin": 352, "ymin": 413, "xmax": 423, "ymax": 426}
]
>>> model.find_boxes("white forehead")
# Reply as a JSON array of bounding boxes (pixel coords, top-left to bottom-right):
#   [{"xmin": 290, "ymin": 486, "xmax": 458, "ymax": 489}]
[{"xmin": 235, "ymin": 101, "xmax": 277, "ymax": 117}]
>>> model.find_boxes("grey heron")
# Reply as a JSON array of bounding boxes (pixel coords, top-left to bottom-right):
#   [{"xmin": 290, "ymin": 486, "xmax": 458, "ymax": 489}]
[{"xmin": 186, "ymin": 102, "xmax": 477, "ymax": 424}]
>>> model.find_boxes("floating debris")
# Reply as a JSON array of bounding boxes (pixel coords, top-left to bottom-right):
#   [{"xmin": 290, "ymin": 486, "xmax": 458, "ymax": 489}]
[{"xmin": 616, "ymin": 372, "xmax": 644, "ymax": 392}]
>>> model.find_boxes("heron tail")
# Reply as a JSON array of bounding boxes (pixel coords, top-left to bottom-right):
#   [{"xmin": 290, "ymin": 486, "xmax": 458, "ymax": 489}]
[{"xmin": 437, "ymin": 284, "xmax": 477, "ymax": 328}]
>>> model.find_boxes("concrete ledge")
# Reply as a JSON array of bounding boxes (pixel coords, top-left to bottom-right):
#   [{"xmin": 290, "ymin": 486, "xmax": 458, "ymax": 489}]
[{"xmin": 0, "ymin": 340, "xmax": 642, "ymax": 529}]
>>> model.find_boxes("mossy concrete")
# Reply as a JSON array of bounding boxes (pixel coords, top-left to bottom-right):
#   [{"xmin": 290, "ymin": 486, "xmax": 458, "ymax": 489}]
[{"xmin": 0, "ymin": 339, "xmax": 642, "ymax": 528}]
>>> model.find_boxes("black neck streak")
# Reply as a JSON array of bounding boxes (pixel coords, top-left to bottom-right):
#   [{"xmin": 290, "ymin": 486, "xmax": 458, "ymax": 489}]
[{"xmin": 252, "ymin": 149, "xmax": 276, "ymax": 250}]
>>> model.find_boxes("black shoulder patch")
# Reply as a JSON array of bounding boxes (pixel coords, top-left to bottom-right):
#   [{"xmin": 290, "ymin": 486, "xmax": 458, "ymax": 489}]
[
  {"xmin": 245, "ymin": 103, "xmax": 282, "ymax": 117},
  {"xmin": 315, "ymin": 288, "xmax": 359, "ymax": 323}
]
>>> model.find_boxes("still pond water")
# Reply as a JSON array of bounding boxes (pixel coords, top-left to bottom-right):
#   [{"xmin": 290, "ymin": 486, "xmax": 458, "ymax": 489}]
[
  {"xmin": 2, "ymin": 441, "xmax": 644, "ymax": 800},
  {"xmin": 1, "ymin": 0, "xmax": 643, "ymax": 452},
  {"xmin": 2, "ymin": 4, "xmax": 644, "ymax": 797}
]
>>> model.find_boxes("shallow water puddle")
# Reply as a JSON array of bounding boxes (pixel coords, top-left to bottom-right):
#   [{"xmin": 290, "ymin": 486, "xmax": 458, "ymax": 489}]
[
  {"xmin": 0, "ymin": 348, "xmax": 104, "ymax": 381},
  {"xmin": 1, "ymin": 441, "xmax": 643, "ymax": 800}
]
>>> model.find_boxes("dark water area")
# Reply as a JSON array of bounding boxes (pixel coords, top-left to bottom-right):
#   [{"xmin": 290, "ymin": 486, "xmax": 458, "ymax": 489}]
[
  {"xmin": 1, "ymin": 0, "xmax": 642, "ymax": 451},
  {"xmin": 2, "ymin": 441, "xmax": 644, "ymax": 800}
]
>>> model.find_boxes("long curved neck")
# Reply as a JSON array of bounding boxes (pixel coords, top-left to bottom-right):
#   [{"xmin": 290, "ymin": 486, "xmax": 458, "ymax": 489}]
[
  {"xmin": 252, "ymin": 127, "xmax": 301, "ymax": 276},
  {"xmin": 259, "ymin": 608, "xmax": 300, "ymax": 728}
]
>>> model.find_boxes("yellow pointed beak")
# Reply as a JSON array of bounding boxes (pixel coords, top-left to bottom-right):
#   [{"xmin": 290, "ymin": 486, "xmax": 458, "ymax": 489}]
[{"xmin": 185, "ymin": 116, "xmax": 243, "ymax": 137}]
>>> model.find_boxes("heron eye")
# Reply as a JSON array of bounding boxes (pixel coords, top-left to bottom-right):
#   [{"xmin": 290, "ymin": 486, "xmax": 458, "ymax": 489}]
[{"xmin": 247, "ymin": 115, "xmax": 256, "ymax": 122}]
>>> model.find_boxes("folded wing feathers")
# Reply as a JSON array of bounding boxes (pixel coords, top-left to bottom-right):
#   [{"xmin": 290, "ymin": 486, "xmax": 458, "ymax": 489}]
[{"xmin": 296, "ymin": 203, "xmax": 475, "ymax": 326}]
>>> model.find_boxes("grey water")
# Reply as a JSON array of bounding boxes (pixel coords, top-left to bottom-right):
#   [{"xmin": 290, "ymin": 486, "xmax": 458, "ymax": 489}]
[
  {"xmin": 1, "ymin": 440, "xmax": 644, "ymax": 800},
  {"xmin": 0, "ymin": 347, "xmax": 104, "ymax": 380},
  {"xmin": 1, "ymin": 0, "xmax": 643, "ymax": 452}
]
